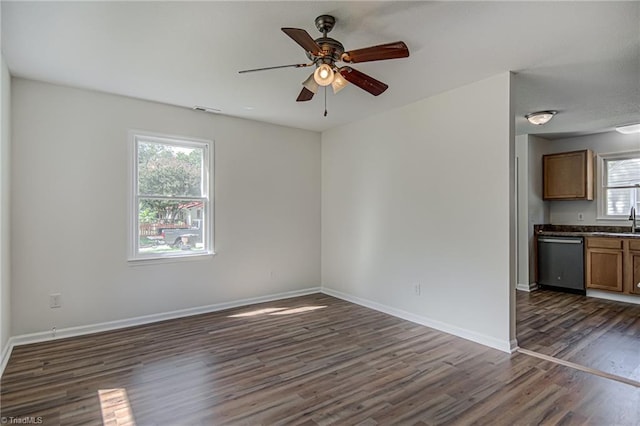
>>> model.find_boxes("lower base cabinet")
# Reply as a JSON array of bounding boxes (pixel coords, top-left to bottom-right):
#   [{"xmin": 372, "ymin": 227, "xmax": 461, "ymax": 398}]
[
  {"xmin": 586, "ymin": 238, "xmax": 623, "ymax": 292},
  {"xmin": 586, "ymin": 237, "xmax": 640, "ymax": 296},
  {"xmin": 630, "ymin": 241, "xmax": 640, "ymax": 295}
]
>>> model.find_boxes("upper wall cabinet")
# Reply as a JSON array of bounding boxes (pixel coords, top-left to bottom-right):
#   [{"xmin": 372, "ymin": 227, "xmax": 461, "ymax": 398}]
[{"xmin": 543, "ymin": 149, "xmax": 594, "ymax": 200}]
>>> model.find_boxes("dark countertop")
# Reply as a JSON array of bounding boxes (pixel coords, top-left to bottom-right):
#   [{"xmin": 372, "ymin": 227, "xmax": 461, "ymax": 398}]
[{"xmin": 534, "ymin": 224, "xmax": 640, "ymax": 239}]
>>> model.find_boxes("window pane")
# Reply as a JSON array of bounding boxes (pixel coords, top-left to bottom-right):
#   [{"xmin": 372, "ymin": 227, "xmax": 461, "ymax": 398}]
[
  {"xmin": 138, "ymin": 199, "xmax": 205, "ymax": 254},
  {"xmin": 606, "ymin": 158, "xmax": 640, "ymax": 187},
  {"xmin": 606, "ymin": 188, "xmax": 633, "ymax": 215},
  {"xmin": 138, "ymin": 141, "xmax": 204, "ymax": 197}
]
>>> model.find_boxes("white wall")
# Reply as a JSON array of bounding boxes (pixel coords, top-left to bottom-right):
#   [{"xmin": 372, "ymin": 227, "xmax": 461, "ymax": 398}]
[
  {"xmin": 322, "ymin": 73, "xmax": 515, "ymax": 351},
  {"xmin": 11, "ymin": 78, "xmax": 321, "ymax": 336},
  {"xmin": 0, "ymin": 56, "xmax": 11, "ymax": 356},
  {"xmin": 516, "ymin": 135, "xmax": 528, "ymax": 288},
  {"xmin": 527, "ymin": 136, "xmax": 551, "ymax": 283},
  {"xmin": 544, "ymin": 131, "xmax": 640, "ymax": 225},
  {"xmin": 516, "ymin": 134, "xmax": 551, "ymax": 289}
]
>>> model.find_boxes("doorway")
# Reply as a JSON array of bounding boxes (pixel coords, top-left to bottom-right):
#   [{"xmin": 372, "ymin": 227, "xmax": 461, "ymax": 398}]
[{"xmin": 514, "ymin": 133, "xmax": 640, "ymax": 386}]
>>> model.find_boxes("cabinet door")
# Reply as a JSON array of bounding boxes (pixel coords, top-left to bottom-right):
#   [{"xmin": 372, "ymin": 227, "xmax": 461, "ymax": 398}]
[
  {"xmin": 543, "ymin": 150, "xmax": 593, "ymax": 200},
  {"xmin": 586, "ymin": 248, "xmax": 623, "ymax": 292},
  {"xmin": 631, "ymin": 251, "xmax": 640, "ymax": 295}
]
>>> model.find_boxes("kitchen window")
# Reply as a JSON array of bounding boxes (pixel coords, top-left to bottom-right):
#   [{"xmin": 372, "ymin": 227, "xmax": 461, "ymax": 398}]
[
  {"xmin": 129, "ymin": 131, "xmax": 213, "ymax": 261},
  {"xmin": 597, "ymin": 151, "xmax": 640, "ymax": 219}
]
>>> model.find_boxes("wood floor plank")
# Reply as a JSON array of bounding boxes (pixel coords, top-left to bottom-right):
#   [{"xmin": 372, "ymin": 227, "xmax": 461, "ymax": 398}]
[
  {"xmin": 2, "ymin": 293, "xmax": 640, "ymax": 425},
  {"xmin": 517, "ymin": 289, "xmax": 640, "ymax": 383}
]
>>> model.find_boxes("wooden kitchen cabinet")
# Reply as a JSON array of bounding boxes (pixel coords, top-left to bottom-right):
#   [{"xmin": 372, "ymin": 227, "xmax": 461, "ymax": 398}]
[
  {"xmin": 543, "ymin": 149, "xmax": 594, "ymax": 200},
  {"xmin": 586, "ymin": 248, "xmax": 623, "ymax": 292},
  {"xmin": 586, "ymin": 237, "xmax": 640, "ymax": 295},
  {"xmin": 629, "ymin": 239, "xmax": 640, "ymax": 295}
]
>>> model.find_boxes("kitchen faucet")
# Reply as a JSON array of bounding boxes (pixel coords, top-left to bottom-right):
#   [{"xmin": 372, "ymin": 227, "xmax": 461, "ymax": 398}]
[{"xmin": 631, "ymin": 206, "xmax": 637, "ymax": 233}]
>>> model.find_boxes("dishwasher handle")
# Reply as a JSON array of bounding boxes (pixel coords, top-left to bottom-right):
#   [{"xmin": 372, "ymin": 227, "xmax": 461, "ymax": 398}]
[{"xmin": 538, "ymin": 238, "xmax": 583, "ymax": 244}]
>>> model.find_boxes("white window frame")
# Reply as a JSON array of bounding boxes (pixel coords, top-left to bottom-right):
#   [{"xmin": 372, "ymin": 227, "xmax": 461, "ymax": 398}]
[
  {"xmin": 596, "ymin": 150, "xmax": 640, "ymax": 220},
  {"xmin": 128, "ymin": 130, "xmax": 214, "ymax": 263}
]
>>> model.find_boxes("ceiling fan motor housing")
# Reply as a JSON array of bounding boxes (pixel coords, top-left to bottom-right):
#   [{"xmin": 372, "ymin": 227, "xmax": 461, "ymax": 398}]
[
  {"xmin": 304, "ymin": 15, "xmax": 343, "ymax": 68},
  {"xmin": 306, "ymin": 37, "xmax": 344, "ymax": 67},
  {"xmin": 315, "ymin": 15, "xmax": 336, "ymax": 35}
]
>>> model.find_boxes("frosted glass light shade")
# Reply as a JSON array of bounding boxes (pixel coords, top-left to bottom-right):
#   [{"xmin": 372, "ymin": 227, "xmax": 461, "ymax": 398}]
[
  {"xmin": 525, "ymin": 110, "xmax": 557, "ymax": 125},
  {"xmin": 615, "ymin": 123, "xmax": 640, "ymax": 134},
  {"xmin": 302, "ymin": 73, "xmax": 319, "ymax": 93},
  {"xmin": 314, "ymin": 64, "xmax": 334, "ymax": 86},
  {"xmin": 331, "ymin": 73, "xmax": 348, "ymax": 94}
]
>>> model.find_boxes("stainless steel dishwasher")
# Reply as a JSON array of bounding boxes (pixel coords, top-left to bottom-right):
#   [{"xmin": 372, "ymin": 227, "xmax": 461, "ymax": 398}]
[{"xmin": 537, "ymin": 236, "xmax": 585, "ymax": 294}]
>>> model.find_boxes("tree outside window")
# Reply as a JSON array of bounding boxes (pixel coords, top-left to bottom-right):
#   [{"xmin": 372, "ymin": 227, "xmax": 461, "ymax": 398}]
[{"xmin": 130, "ymin": 132, "xmax": 212, "ymax": 260}]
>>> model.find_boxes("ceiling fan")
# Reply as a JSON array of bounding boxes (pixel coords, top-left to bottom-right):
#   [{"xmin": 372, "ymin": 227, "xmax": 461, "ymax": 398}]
[{"xmin": 239, "ymin": 15, "xmax": 410, "ymax": 106}]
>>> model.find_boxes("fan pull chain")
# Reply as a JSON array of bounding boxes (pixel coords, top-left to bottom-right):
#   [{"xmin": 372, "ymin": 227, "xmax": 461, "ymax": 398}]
[{"xmin": 324, "ymin": 86, "xmax": 328, "ymax": 117}]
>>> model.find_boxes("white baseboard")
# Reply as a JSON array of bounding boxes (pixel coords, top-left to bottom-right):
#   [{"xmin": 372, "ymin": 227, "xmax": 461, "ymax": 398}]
[
  {"xmin": 321, "ymin": 287, "xmax": 513, "ymax": 354},
  {"xmin": 509, "ymin": 339, "xmax": 519, "ymax": 354},
  {"xmin": 516, "ymin": 282, "xmax": 538, "ymax": 292},
  {"xmin": 2, "ymin": 285, "xmax": 519, "ymax": 376},
  {"xmin": 586, "ymin": 290, "xmax": 640, "ymax": 305},
  {"xmin": 1, "ymin": 287, "xmax": 321, "ymax": 376},
  {"xmin": 0, "ymin": 337, "xmax": 15, "ymax": 378}
]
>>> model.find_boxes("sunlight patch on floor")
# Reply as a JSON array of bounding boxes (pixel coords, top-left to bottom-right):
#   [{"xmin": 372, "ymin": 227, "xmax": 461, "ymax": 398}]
[
  {"xmin": 99, "ymin": 388, "xmax": 137, "ymax": 426},
  {"xmin": 228, "ymin": 307, "xmax": 288, "ymax": 317},
  {"xmin": 228, "ymin": 305, "xmax": 327, "ymax": 318},
  {"xmin": 269, "ymin": 305, "xmax": 327, "ymax": 315}
]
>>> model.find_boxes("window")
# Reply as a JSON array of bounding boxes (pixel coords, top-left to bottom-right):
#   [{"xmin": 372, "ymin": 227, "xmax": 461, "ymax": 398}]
[
  {"xmin": 597, "ymin": 151, "xmax": 640, "ymax": 219},
  {"xmin": 130, "ymin": 131, "xmax": 213, "ymax": 261}
]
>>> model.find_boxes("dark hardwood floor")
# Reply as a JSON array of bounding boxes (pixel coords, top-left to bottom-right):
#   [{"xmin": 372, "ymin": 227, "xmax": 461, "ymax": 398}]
[
  {"xmin": 517, "ymin": 288, "xmax": 640, "ymax": 383},
  {"xmin": 2, "ymin": 293, "xmax": 640, "ymax": 425}
]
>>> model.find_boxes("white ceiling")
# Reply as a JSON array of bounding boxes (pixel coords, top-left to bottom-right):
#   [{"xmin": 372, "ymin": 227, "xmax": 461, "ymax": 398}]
[{"xmin": 2, "ymin": 1, "xmax": 639, "ymax": 137}]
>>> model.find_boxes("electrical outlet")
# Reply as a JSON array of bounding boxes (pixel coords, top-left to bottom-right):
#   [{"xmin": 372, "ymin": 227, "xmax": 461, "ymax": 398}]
[
  {"xmin": 49, "ymin": 293, "xmax": 61, "ymax": 309},
  {"xmin": 578, "ymin": 212, "xmax": 584, "ymax": 221},
  {"xmin": 413, "ymin": 282, "xmax": 421, "ymax": 296}
]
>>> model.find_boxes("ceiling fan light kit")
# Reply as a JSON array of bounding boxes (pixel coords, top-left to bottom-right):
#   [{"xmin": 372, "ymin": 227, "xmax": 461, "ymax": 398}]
[
  {"xmin": 314, "ymin": 64, "xmax": 334, "ymax": 86},
  {"xmin": 331, "ymin": 73, "xmax": 348, "ymax": 94},
  {"xmin": 239, "ymin": 14, "xmax": 410, "ymax": 114},
  {"xmin": 525, "ymin": 110, "xmax": 557, "ymax": 125},
  {"xmin": 302, "ymin": 74, "xmax": 319, "ymax": 94}
]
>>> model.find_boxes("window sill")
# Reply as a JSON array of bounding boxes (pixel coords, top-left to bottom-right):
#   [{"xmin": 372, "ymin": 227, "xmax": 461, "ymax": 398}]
[
  {"xmin": 596, "ymin": 216, "xmax": 631, "ymax": 221},
  {"xmin": 128, "ymin": 251, "xmax": 215, "ymax": 266}
]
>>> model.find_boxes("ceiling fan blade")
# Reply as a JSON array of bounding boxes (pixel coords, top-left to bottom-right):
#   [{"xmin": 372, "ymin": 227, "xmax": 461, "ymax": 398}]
[
  {"xmin": 342, "ymin": 41, "xmax": 409, "ymax": 63},
  {"xmin": 296, "ymin": 87, "xmax": 315, "ymax": 102},
  {"xmin": 239, "ymin": 63, "xmax": 311, "ymax": 74},
  {"xmin": 281, "ymin": 28, "xmax": 322, "ymax": 55},
  {"xmin": 339, "ymin": 67, "xmax": 388, "ymax": 96}
]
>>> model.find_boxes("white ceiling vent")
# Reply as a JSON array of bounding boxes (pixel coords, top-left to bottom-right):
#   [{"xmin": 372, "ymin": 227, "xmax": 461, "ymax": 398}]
[{"xmin": 192, "ymin": 106, "xmax": 221, "ymax": 114}]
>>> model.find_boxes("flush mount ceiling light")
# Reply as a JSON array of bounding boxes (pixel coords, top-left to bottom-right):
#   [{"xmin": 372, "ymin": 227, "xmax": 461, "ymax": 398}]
[
  {"xmin": 615, "ymin": 123, "xmax": 640, "ymax": 134},
  {"xmin": 525, "ymin": 110, "xmax": 557, "ymax": 125}
]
